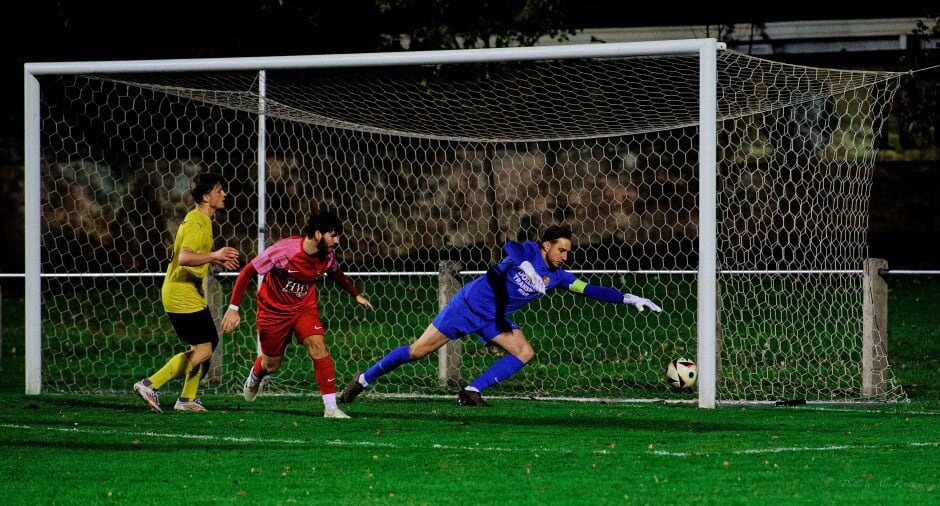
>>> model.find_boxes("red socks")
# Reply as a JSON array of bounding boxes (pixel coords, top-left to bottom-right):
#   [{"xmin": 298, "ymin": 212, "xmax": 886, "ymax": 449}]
[
  {"xmin": 251, "ymin": 356, "xmax": 267, "ymax": 378},
  {"xmin": 313, "ymin": 355, "xmax": 336, "ymax": 395},
  {"xmin": 251, "ymin": 355, "xmax": 336, "ymax": 395}
]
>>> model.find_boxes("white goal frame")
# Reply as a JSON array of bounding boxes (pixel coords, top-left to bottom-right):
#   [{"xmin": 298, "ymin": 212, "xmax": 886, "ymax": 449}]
[{"xmin": 24, "ymin": 39, "xmax": 722, "ymax": 406}]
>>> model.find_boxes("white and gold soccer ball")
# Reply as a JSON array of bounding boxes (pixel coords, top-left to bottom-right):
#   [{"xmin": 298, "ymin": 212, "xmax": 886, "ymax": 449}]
[{"xmin": 666, "ymin": 358, "xmax": 697, "ymax": 389}]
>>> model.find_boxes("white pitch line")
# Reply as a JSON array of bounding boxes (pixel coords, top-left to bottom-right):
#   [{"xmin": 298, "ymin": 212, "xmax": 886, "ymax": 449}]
[
  {"xmin": 3, "ymin": 423, "xmax": 934, "ymax": 459},
  {"xmin": 429, "ymin": 443, "xmax": 578, "ymax": 453},
  {"xmin": 325, "ymin": 439, "xmax": 400, "ymax": 449},
  {"xmin": 322, "ymin": 439, "xmax": 582, "ymax": 453},
  {"xmin": 794, "ymin": 406, "xmax": 938, "ymax": 416},
  {"xmin": 0, "ymin": 423, "xmax": 307, "ymax": 444},
  {"xmin": 650, "ymin": 441, "xmax": 939, "ymax": 457},
  {"xmin": 0, "ymin": 423, "xmax": 592, "ymax": 454}
]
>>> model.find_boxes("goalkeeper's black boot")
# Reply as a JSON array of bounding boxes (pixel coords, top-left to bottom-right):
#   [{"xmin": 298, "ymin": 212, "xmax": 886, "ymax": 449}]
[
  {"xmin": 457, "ymin": 389, "xmax": 491, "ymax": 407},
  {"xmin": 339, "ymin": 373, "xmax": 365, "ymax": 404}
]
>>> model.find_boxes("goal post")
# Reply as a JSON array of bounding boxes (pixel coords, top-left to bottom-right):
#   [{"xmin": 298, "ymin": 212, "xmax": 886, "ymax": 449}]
[
  {"xmin": 24, "ymin": 71, "xmax": 41, "ymax": 395},
  {"xmin": 697, "ymin": 39, "xmax": 719, "ymax": 408},
  {"xmin": 24, "ymin": 39, "xmax": 907, "ymax": 406}
]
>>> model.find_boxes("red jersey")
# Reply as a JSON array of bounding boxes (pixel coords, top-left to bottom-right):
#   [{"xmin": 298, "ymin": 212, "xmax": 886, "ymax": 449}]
[{"xmin": 230, "ymin": 236, "xmax": 359, "ymax": 316}]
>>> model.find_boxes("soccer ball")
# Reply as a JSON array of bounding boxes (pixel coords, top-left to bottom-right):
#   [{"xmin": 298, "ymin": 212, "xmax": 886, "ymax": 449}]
[{"xmin": 666, "ymin": 358, "xmax": 697, "ymax": 389}]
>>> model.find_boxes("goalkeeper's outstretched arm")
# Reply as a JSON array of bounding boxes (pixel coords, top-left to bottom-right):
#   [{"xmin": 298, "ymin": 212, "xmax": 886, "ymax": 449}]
[{"xmin": 568, "ymin": 278, "xmax": 662, "ymax": 312}]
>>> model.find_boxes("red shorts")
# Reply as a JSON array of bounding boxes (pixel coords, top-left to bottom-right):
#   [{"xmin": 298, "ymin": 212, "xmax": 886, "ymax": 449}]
[{"xmin": 255, "ymin": 305, "xmax": 324, "ymax": 357}]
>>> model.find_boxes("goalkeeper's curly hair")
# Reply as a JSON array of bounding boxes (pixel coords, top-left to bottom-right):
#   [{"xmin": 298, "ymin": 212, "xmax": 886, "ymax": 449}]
[{"xmin": 540, "ymin": 224, "xmax": 572, "ymax": 243}]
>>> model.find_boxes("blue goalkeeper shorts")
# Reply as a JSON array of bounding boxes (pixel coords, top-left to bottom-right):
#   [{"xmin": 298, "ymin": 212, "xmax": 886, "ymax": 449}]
[{"xmin": 432, "ymin": 294, "xmax": 519, "ymax": 345}]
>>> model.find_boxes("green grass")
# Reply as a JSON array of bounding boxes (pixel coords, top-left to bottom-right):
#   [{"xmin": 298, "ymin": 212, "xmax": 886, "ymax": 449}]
[
  {"xmin": 0, "ymin": 278, "xmax": 938, "ymax": 503},
  {"xmin": 0, "ymin": 395, "xmax": 937, "ymax": 504}
]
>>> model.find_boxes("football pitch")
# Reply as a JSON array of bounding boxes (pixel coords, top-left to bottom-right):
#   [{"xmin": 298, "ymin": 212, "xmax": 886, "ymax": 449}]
[
  {"xmin": 0, "ymin": 395, "xmax": 937, "ymax": 504},
  {"xmin": 0, "ymin": 279, "xmax": 938, "ymax": 504}
]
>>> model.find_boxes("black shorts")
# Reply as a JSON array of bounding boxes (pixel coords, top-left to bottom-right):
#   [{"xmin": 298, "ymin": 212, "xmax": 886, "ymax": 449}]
[{"xmin": 167, "ymin": 308, "xmax": 219, "ymax": 347}]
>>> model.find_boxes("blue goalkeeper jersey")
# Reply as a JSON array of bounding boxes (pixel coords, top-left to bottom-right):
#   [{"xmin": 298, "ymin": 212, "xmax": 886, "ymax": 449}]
[{"xmin": 460, "ymin": 241, "xmax": 576, "ymax": 317}]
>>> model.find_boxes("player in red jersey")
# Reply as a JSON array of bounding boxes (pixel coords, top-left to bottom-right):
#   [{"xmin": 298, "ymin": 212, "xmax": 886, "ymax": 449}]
[{"xmin": 221, "ymin": 210, "xmax": 373, "ymax": 418}]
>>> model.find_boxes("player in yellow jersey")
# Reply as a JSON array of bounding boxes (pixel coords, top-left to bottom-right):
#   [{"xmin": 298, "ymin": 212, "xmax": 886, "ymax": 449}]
[{"xmin": 133, "ymin": 173, "xmax": 240, "ymax": 412}]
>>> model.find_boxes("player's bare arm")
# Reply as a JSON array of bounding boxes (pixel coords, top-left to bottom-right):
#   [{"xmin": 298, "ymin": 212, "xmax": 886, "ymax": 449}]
[
  {"xmin": 179, "ymin": 246, "xmax": 240, "ymax": 270},
  {"xmin": 355, "ymin": 294, "xmax": 374, "ymax": 311},
  {"xmin": 221, "ymin": 308, "xmax": 240, "ymax": 333},
  {"xmin": 221, "ymin": 260, "xmax": 258, "ymax": 333},
  {"xmin": 212, "ymin": 246, "xmax": 240, "ymax": 270}
]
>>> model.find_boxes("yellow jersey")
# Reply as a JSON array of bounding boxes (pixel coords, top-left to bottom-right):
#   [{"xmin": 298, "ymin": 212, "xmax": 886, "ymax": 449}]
[{"xmin": 161, "ymin": 209, "xmax": 213, "ymax": 313}]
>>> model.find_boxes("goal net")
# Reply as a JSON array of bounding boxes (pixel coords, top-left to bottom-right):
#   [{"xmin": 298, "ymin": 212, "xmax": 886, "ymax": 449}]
[{"xmin": 28, "ymin": 44, "xmax": 908, "ymax": 404}]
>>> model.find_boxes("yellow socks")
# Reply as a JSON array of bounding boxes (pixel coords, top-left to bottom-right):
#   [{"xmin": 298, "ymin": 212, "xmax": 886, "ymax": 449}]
[
  {"xmin": 180, "ymin": 360, "xmax": 205, "ymax": 400},
  {"xmin": 147, "ymin": 353, "xmax": 188, "ymax": 390}
]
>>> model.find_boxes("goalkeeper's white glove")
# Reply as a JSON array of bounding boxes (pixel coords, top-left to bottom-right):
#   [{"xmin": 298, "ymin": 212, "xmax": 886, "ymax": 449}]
[
  {"xmin": 623, "ymin": 293, "xmax": 662, "ymax": 312},
  {"xmin": 518, "ymin": 261, "xmax": 546, "ymax": 294}
]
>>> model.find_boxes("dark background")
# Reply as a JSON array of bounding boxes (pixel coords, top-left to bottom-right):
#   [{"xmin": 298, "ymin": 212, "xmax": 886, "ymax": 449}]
[
  {"xmin": 2, "ymin": 0, "xmax": 938, "ymax": 284},
  {"xmin": 4, "ymin": 0, "xmax": 938, "ymax": 138}
]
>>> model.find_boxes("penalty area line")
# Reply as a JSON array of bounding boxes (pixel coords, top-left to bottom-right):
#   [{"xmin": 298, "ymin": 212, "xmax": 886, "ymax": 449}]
[
  {"xmin": 0, "ymin": 423, "xmax": 307, "ymax": 444},
  {"xmin": 794, "ymin": 406, "xmax": 938, "ymax": 416},
  {"xmin": 649, "ymin": 441, "xmax": 940, "ymax": 457},
  {"xmin": 325, "ymin": 439, "xmax": 582, "ymax": 454},
  {"xmin": 0, "ymin": 423, "xmax": 589, "ymax": 454}
]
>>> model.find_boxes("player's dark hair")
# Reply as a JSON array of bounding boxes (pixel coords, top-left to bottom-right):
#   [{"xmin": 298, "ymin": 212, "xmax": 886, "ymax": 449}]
[
  {"xmin": 540, "ymin": 224, "xmax": 572, "ymax": 243},
  {"xmin": 190, "ymin": 173, "xmax": 224, "ymax": 204},
  {"xmin": 304, "ymin": 209, "xmax": 344, "ymax": 237}
]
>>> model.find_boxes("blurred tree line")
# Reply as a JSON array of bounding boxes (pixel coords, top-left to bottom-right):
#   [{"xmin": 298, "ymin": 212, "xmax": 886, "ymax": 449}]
[
  {"xmin": 896, "ymin": 17, "xmax": 940, "ymax": 149},
  {"xmin": 2, "ymin": 0, "xmax": 575, "ymax": 138}
]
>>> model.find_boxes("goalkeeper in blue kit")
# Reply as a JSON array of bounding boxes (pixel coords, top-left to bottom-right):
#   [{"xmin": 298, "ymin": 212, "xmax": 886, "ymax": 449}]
[{"xmin": 339, "ymin": 225, "xmax": 662, "ymax": 407}]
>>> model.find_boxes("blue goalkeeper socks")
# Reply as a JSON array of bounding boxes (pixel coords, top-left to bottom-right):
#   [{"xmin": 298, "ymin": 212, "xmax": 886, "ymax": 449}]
[
  {"xmin": 469, "ymin": 355, "xmax": 526, "ymax": 392},
  {"xmin": 363, "ymin": 345, "xmax": 412, "ymax": 384}
]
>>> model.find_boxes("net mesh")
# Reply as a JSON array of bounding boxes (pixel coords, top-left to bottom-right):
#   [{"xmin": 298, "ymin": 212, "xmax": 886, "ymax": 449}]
[{"xmin": 36, "ymin": 49, "xmax": 907, "ymax": 402}]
